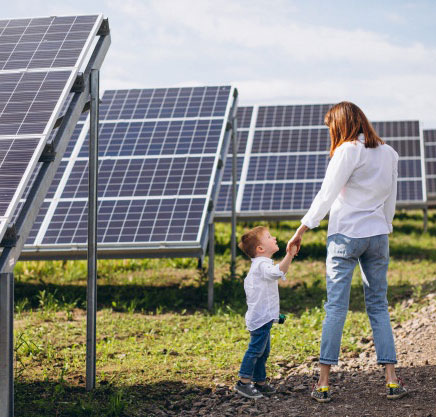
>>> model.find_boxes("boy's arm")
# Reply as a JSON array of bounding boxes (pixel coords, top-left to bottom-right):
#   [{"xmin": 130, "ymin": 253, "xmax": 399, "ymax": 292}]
[
  {"xmin": 278, "ymin": 245, "xmax": 298, "ymax": 274},
  {"xmin": 259, "ymin": 246, "xmax": 297, "ymax": 281}
]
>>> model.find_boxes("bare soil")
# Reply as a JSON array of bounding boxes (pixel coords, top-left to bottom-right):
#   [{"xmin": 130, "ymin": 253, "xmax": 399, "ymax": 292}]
[{"xmin": 155, "ymin": 293, "xmax": 436, "ymax": 417}]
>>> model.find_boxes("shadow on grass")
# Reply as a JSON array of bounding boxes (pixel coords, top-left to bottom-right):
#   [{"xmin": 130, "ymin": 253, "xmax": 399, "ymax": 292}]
[
  {"xmin": 15, "ymin": 379, "xmax": 205, "ymax": 417},
  {"xmin": 14, "ymin": 274, "xmax": 436, "ymax": 318}
]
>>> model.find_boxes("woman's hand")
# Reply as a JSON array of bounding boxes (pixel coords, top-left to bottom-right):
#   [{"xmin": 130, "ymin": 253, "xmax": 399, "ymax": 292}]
[{"xmin": 287, "ymin": 224, "xmax": 309, "ymax": 254}]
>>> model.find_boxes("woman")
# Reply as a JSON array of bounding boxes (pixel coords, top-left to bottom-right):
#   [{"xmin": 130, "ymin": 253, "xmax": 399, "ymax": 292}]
[{"xmin": 287, "ymin": 101, "xmax": 407, "ymax": 402}]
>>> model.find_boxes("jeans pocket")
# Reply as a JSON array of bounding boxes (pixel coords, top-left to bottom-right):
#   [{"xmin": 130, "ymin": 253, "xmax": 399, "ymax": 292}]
[{"xmin": 327, "ymin": 233, "xmax": 353, "ymax": 257}]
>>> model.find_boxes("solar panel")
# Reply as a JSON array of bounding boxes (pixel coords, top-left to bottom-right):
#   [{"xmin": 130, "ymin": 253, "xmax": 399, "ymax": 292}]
[
  {"xmin": 216, "ymin": 105, "xmax": 427, "ymax": 219},
  {"xmin": 216, "ymin": 107, "xmax": 254, "ymax": 213},
  {"xmin": 423, "ymin": 129, "xmax": 436, "ymax": 201},
  {"xmin": 0, "ymin": 15, "xmax": 103, "ymax": 245},
  {"xmin": 22, "ymin": 86, "xmax": 236, "ymax": 258}
]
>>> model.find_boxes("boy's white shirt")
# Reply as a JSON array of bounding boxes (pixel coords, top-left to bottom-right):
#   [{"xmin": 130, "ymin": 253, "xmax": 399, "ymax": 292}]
[
  {"xmin": 301, "ymin": 136, "xmax": 399, "ymax": 238},
  {"xmin": 244, "ymin": 256, "xmax": 285, "ymax": 331}
]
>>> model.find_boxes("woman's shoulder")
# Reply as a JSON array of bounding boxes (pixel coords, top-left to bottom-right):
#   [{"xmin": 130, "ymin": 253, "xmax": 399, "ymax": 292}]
[{"xmin": 379, "ymin": 143, "xmax": 399, "ymax": 160}]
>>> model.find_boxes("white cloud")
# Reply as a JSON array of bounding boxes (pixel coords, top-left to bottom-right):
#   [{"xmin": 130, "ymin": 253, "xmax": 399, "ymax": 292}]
[{"xmin": 98, "ymin": 0, "xmax": 436, "ymax": 127}]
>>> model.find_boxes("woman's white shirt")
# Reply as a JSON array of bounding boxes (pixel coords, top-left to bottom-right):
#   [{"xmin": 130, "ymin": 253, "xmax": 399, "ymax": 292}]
[
  {"xmin": 244, "ymin": 257, "xmax": 285, "ymax": 331},
  {"xmin": 301, "ymin": 137, "xmax": 399, "ymax": 238}
]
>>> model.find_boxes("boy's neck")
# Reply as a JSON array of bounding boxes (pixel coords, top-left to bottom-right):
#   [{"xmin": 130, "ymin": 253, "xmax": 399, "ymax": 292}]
[{"xmin": 254, "ymin": 253, "xmax": 273, "ymax": 259}]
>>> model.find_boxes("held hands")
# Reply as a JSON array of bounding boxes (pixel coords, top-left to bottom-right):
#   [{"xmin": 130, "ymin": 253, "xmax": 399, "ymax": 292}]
[
  {"xmin": 287, "ymin": 243, "xmax": 298, "ymax": 258},
  {"xmin": 286, "ymin": 225, "xmax": 308, "ymax": 255}
]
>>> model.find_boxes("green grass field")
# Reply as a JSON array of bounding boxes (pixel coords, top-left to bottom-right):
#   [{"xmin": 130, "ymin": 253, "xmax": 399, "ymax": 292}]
[{"xmin": 12, "ymin": 210, "xmax": 436, "ymax": 416}]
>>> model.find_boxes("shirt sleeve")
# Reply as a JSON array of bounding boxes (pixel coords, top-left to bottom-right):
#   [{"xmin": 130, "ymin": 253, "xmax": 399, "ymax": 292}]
[
  {"xmin": 383, "ymin": 151, "xmax": 399, "ymax": 233},
  {"xmin": 258, "ymin": 261, "xmax": 286, "ymax": 281},
  {"xmin": 301, "ymin": 143, "xmax": 359, "ymax": 229}
]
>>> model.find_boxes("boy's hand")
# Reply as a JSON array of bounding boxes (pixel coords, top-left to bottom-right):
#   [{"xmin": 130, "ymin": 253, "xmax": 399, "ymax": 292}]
[{"xmin": 287, "ymin": 244, "xmax": 298, "ymax": 257}]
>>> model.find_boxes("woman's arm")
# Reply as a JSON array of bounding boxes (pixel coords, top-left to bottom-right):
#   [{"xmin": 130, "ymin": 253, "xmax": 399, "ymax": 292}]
[
  {"xmin": 383, "ymin": 153, "xmax": 399, "ymax": 232},
  {"xmin": 286, "ymin": 224, "xmax": 308, "ymax": 253},
  {"xmin": 287, "ymin": 143, "xmax": 359, "ymax": 251}
]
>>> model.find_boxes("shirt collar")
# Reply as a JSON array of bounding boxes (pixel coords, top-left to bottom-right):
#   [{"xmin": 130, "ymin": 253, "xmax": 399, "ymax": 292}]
[{"xmin": 251, "ymin": 256, "xmax": 273, "ymax": 263}]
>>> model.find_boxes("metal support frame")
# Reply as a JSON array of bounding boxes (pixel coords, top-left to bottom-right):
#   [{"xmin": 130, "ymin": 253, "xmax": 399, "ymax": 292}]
[
  {"xmin": 86, "ymin": 69, "xmax": 99, "ymax": 391},
  {"xmin": 207, "ymin": 223, "xmax": 215, "ymax": 311},
  {"xmin": 0, "ymin": 273, "xmax": 14, "ymax": 417},
  {"xmin": 230, "ymin": 111, "xmax": 238, "ymax": 280},
  {"xmin": 423, "ymin": 207, "xmax": 428, "ymax": 233}
]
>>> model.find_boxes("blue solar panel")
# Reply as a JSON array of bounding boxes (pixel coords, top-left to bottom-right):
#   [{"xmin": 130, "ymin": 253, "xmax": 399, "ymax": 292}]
[
  {"xmin": 0, "ymin": 14, "xmax": 103, "ymax": 245},
  {"xmin": 99, "ymin": 87, "xmax": 231, "ymax": 120},
  {"xmin": 216, "ymin": 104, "xmax": 427, "ymax": 219},
  {"xmin": 423, "ymin": 129, "xmax": 436, "ymax": 199},
  {"xmin": 23, "ymin": 86, "xmax": 236, "ymax": 255}
]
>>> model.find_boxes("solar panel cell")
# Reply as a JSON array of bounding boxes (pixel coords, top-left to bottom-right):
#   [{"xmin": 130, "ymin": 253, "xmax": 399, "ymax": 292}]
[
  {"xmin": 100, "ymin": 86, "xmax": 231, "ymax": 121},
  {"xmin": 0, "ymin": 15, "xmax": 99, "ymax": 70},
  {"xmin": 77, "ymin": 119, "xmax": 223, "ymax": 158},
  {"xmin": 372, "ymin": 121, "xmax": 420, "ymax": 138},
  {"xmin": 0, "ymin": 70, "xmax": 71, "ymax": 135},
  {"xmin": 0, "ymin": 137, "xmax": 40, "ymax": 216},
  {"xmin": 251, "ymin": 128, "xmax": 330, "ymax": 153}
]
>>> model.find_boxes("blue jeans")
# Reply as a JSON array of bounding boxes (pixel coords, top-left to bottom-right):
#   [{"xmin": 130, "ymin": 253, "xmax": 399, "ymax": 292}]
[
  {"xmin": 239, "ymin": 320, "xmax": 273, "ymax": 382},
  {"xmin": 320, "ymin": 233, "xmax": 397, "ymax": 365}
]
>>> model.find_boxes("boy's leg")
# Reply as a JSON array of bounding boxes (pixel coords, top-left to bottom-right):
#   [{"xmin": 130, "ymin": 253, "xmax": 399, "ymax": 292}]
[
  {"xmin": 320, "ymin": 234, "xmax": 360, "ymax": 368},
  {"xmin": 238, "ymin": 322, "xmax": 272, "ymax": 381},
  {"xmin": 252, "ymin": 328, "xmax": 271, "ymax": 383},
  {"xmin": 359, "ymin": 235, "xmax": 397, "ymax": 368}
]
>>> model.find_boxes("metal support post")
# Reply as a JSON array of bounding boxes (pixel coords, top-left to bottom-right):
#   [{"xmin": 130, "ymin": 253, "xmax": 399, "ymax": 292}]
[
  {"xmin": 86, "ymin": 68, "xmax": 99, "ymax": 391},
  {"xmin": 230, "ymin": 115, "xmax": 238, "ymax": 280},
  {"xmin": 208, "ymin": 223, "xmax": 215, "ymax": 311},
  {"xmin": 423, "ymin": 207, "xmax": 428, "ymax": 233},
  {"xmin": 0, "ymin": 273, "xmax": 14, "ymax": 417}
]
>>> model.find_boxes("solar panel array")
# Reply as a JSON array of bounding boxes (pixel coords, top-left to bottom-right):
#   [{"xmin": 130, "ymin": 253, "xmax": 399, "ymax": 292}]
[
  {"xmin": 423, "ymin": 129, "xmax": 436, "ymax": 201},
  {"xmin": 217, "ymin": 105, "xmax": 427, "ymax": 219},
  {"xmin": 23, "ymin": 86, "xmax": 235, "ymax": 258},
  {"xmin": 0, "ymin": 15, "xmax": 103, "ymax": 245}
]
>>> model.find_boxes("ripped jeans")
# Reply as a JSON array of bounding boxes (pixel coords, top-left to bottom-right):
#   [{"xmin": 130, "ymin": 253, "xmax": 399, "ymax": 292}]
[
  {"xmin": 239, "ymin": 320, "xmax": 273, "ymax": 382},
  {"xmin": 319, "ymin": 233, "xmax": 397, "ymax": 365}
]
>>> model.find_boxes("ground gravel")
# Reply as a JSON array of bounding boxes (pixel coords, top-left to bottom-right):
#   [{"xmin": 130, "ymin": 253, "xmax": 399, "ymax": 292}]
[{"xmin": 158, "ymin": 293, "xmax": 436, "ymax": 417}]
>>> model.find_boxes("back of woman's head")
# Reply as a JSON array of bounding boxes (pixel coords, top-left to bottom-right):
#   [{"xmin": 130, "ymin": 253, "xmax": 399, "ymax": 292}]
[{"xmin": 324, "ymin": 101, "xmax": 384, "ymax": 157}]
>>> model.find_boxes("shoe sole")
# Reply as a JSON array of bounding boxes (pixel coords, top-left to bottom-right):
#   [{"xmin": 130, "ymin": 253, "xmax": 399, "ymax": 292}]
[
  {"xmin": 234, "ymin": 387, "xmax": 263, "ymax": 399},
  {"xmin": 311, "ymin": 395, "xmax": 331, "ymax": 403},
  {"xmin": 255, "ymin": 387, "xmax": 276, "ymax": 396},
  {"xmin": 387, "ymin": 391, "xmax": 408, "ymax": 400}
]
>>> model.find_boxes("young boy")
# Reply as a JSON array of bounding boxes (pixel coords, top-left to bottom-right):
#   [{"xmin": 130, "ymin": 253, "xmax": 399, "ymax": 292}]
[{"xmin": 235, "ymin": 226, "xmax": 298, "ymax": 399}]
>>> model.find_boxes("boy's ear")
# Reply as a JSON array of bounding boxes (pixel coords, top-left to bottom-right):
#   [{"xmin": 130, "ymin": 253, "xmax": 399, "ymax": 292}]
[{"xmin": 256, "ymin": 245, "xmax": 265, "ymax": 253}]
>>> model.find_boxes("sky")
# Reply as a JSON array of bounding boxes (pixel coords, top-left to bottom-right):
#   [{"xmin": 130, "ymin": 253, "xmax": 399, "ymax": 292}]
[{"xmin": 4, "ymin": 0, "xmax": 436, "ymax": 127}]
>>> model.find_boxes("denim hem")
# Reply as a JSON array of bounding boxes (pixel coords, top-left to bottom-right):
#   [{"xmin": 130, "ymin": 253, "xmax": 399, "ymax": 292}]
[
  {"xmin": 319, "ymin": 357, "xmax": 338, "ymax": 365},
  {"xmin": 238, "ymin": 373, "xmax": 252, "ymax": 379},
  {"xmin": 377, "ymin": 359, "xmax": 397, "ymax": 364}
]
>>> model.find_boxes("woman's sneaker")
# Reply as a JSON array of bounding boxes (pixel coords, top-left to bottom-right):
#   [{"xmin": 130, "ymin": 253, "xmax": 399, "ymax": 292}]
[
  {"xmin": 311, "ymin": 384, "xmax": 331, "ymax": 403},
  {"xmin": 386, "ymin": 379, "xmax": 408, "ymax": 400},
  {"xmin": 234, "ymin": 381, "xmax": 263, "ymax": 399},
  {"xmin": 254, "ymin": 382, "xmax": 276, "ymax": 395}
]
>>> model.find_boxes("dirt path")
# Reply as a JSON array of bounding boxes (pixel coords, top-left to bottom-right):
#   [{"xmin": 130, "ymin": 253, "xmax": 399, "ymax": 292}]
[{"xmin": 158, "ymin": 293, "xmax": 436, "ymax": 417}]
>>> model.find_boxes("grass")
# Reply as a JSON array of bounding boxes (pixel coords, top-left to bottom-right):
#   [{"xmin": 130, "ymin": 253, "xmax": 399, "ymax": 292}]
[{"xmin": 11, "ymin": 210, "xmax": 436, "ymax": 416}]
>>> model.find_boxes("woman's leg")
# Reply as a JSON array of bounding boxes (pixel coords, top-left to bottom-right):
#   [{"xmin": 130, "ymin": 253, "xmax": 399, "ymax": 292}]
[
  {"xmin": 359, "ymin": 234, "xmax": 397, "ymax": 375},
  {"xmin": 319, "ymin": 234, "xmax": 360, "ymax": 373}
]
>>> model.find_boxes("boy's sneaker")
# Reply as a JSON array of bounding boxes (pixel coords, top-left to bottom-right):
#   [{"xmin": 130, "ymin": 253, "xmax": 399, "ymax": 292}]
[
  {"xmin": 386, "ymin": 379, "xmax": 408, "ymax": 400},
  {"xmin": 311, "ymin": 384, "xmax": 331, "ymax": 403},
  {"xmin": 234, "ymin": 381, "xmax": 263, "ymax": 399},
  {"xmin": 254, "ymin": 382, "xmax": 276, "ymax": 395}
]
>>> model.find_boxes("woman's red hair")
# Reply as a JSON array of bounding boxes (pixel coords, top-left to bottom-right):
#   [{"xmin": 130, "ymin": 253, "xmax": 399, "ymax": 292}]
[{"xmin": 325, "ymin": 101, "xmax": 384, "ymax": 158}]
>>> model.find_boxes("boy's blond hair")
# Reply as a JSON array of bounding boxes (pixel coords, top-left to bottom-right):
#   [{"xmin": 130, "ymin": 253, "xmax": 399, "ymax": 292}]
[{"xmin": 238, "ymin": 226, "xmax": 268, "ymax": 258}]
